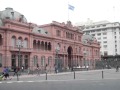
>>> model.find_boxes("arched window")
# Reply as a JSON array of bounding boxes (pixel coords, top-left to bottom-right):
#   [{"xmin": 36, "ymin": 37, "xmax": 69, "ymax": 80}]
[
  {"xmin": 33, "ymin": 55, "xmax": 38, "ymax": 66},
  {"xmin": 0, "ymin": 54, "xmax": 2, "ymax": 67},
  {"xmin": 0, "ymin": 34, "xmax": 2, "ymax": 46},
  {"xmin": 23, "ymin": 38, "xmax": 28, "ymax": 48},
  {"xmin": 17, "ymin": 37, "xmax": 23, "ymax": 46},
  {"xmin": 38, "ymin": 41, "xmax": 40, "ymax": 50},
  {"xmin": 48, "ymin": 42, "xmax": 51, "ymax": 51},
  {"xmin": 33, "ymin": 40, "xmax": 36, "ymax": 49},
  {"xmin": 45, "ymin": 42, "xmax": 47, "ymax": 50},
  {"xmin": 41, "ymin": 56, "xmax": 45, "ymax": 66},
  {"xmin": 41, "ymin": 41, "xmax": 44, "ymax": 50},
  {"xmin": 11, "ymin": 36, "xmax": 16, "ymax": 47},
  {"xmin": 48, "ymin": 56, "xmax": 52, "ymax": 66}
]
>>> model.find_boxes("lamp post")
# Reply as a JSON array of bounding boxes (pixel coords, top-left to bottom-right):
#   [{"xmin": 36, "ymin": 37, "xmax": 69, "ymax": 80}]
[
  {"xmin": 83, "ymin": 51, "xmax": 87, "ymax": 69},
  {"xmin": 16, "ymin": 40, "xmax": 24, "ymax": 69},
  {"xmin": 55, "ymin": 45, "xmax": 60, "ymax": 73}
]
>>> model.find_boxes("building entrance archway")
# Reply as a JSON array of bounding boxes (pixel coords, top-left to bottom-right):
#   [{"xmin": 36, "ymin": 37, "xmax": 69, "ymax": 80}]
[{"xmin": 67, "ymin": 46, "xmax": 73, "ymax": 69}]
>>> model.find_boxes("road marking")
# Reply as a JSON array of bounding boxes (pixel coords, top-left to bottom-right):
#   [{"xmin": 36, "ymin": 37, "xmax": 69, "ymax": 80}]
[
  {"xmin": 17, "ymin": 81, "xmax": 24, "ymax": 83},
  {"xmin": 0, "ymin": 82, "xmax": 2, "ymax": 83},
  {"xmin": 27, "ymin": 81, "xmax": 34, "ymax": 82},
  {"xmin": 7, "ymin": 82, "xmax": 13, "ymax": 83}
]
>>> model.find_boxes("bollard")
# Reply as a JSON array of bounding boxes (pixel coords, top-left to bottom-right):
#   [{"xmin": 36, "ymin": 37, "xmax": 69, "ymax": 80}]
[
  {"xmin": 46, "ymin": 72, "xmax": 47, "ymax": 80},
  {"xmin": 74, "ymin": 71, "xmax": 75, "ymax": 79},
  {"xmin": 102, "ymin": 71, "xmax": 104, "ymax": 79},
  {"xmin": 17, "ymin": 73, "xmax": 19, "ymax": 81}
]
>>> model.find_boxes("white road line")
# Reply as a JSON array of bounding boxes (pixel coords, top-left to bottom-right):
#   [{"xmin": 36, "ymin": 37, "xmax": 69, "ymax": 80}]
[
  {"xmin": 7, "ymin": 82, "xmax": 13, "ymax": 83},
  {"xmin": 0, "ymin": 82, "xmax": 2, "ymax": 83},
  {"xmin": 27, "ymin": 81, "xmax": 34, "ymax": 82},
  {"xmin": 17, "ymin": 81, "xmax": 24, "ymax": 83}
]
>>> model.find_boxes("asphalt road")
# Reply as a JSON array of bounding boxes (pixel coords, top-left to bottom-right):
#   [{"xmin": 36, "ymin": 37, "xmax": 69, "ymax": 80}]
[
  {"xmin": 0, "ymin": 69, "xmax": 120, "ymax": 90},
  {"xmin": 0, "ymin": 79, "xmax": 120, "ymax": 90}
]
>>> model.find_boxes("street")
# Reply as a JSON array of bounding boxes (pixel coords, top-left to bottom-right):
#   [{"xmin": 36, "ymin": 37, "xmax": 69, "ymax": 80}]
[
  {"xmin": 0, "ymin": 79, "xmax": 120, "ymax": 90},
  {"xmin": 0, "ymin": 69, "xmax": 120, "ymax": 90}
]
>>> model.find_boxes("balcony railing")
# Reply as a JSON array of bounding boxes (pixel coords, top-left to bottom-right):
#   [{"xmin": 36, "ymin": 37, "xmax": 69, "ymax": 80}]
[{"xmin": 9, "ymin": 46, "xmax": 32, "ymax": 52}]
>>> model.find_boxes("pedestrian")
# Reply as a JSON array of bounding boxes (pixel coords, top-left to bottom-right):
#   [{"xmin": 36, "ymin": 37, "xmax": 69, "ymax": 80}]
[
  {"xmin": 54, "ymin": 64, "xmax": 58, "ymax": 74},
  {"xmin": 36, "ymin": 67, "xmax": 40, "ymax": 75},
  {"xmin": 1, "ymin": 67, "xmax": 6, "ymax": 80},
  {"xmin": 27, "ymin": 67, "xmax": 30, "ymax": 75},
  {"xmin": 116, "ymin": 65, "xmax": 119, "ymax": 72},
  {"xmin": 36, "ymin": 64, "xmax": 40, "ymax": 75},
  {"xmin": 21, "ymin": 66, "xmax": 24, "ymax": 72},
  {"xmin": 3, "ymin": 67, "xmax": 12, "ymax": 80},
  {"xmin": 13, "ymin": 66, "xmax": 18, "ymax": 76}
]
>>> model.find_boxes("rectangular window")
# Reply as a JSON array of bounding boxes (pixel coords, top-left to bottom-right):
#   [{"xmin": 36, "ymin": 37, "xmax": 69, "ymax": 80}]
[
  {"xmin": 91, "ymin": 30, "xmax": 95, "ymax": 32},
  {"xmin": 103, "ymin": 32, "xmax": 107, "ymax": 35},
  {"xmin": 102, "ymin": 25, "xmax": 106, "ymax": 27},
  {"xmin": 98, "ymin": 37, "xmax": 101, "ymax": 40},
  {"xmin": 92, "ymin": 34, "xmax": 95, "ymax": 36},
  {"xmin": 103, "ymin": 41, "xmax": 107, "ymax": 43},
  {"xmin": 104, "ymin": 51, "xmax": 108, "ymax": 56},
  {"xmin": 97, "ymin": 25, "xmax": 100, "ymax": 27},
  {"xmin": 97, "ymin": 30, "xmax": 101, "ymax": 32},
  {"xmin": 86, "ymin": 27, "xmax": 89, "ymax": 29},
  {"xmin": 103, "ymin": 37, "xmax": 107, "ymax": 39},
  {"xmin": 103, "ymin": 45, "xmax": 107, "ymax": 48},
  {"xmin": 102, "ymin": 29, "xmax": 107, "ymax": 31},
  {"xmin": 97, "ymin": 33, "xmax": 101, "ymax": 36}
]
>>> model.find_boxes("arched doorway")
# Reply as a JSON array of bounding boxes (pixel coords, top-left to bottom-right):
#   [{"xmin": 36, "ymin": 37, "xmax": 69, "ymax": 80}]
[
  {"xmin": 67, "ymin": 46, "xmax": 73, "ymax": 69},
  {"xmin": 0, "ymin": 34, "xmax": 3, "ymax": 45}
]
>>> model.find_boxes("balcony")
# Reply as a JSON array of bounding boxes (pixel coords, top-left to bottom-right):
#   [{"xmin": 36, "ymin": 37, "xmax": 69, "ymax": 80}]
[{"xmin": 9, "ymin": 46, "xmax": 32, "ymax": 52}]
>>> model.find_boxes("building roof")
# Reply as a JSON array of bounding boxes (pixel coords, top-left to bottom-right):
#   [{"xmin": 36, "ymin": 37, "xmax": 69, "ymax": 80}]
[
  {"xmin": 32, "ymin": 27, "xmax": 50, "ymax": 36},
  {"xmin": 82, "ymin": 34, "xmax": 96, "ymax": 44},
  {"xmin": 0, "ymin": 7, "xmax": 27, "ymax": 26}
]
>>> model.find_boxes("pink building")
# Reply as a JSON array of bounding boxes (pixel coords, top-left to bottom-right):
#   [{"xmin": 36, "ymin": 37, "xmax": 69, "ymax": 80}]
[{"xmin": 0, "ymin": 8, "xmax": 100, "ymax": 72}]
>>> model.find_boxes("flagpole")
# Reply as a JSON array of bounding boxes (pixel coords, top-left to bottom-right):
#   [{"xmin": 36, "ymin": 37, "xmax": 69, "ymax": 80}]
[{"xmin": 68, "ymin": 1, "xmax": 70, "ymax": 21}]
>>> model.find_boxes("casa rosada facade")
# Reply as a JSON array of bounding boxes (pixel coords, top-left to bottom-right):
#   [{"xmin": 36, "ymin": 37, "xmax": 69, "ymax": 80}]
[{"xmin": 0, "ymin": 8, "xmax": 100, "ymax": 72}]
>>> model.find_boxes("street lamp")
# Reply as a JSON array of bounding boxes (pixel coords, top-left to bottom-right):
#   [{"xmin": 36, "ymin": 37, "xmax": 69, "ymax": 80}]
[
  {"xmin": 55, "ymin": 45, "xmax": 60, "ymax": 72},
  {"xmin": 83, "ymin": 51, "xmax": 87, "ymax": 70},
  {"xmin": 16, "ymin": 40, "xmax": 24, "ymax": 69}
]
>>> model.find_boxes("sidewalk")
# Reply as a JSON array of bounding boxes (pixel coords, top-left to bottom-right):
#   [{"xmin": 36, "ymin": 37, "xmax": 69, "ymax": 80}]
[
  {"xmin": 11, "ymin": 68, "xmax": 116, "ymax": 78},
  {"xmin": 1, "ymin": 68, "xmax": 119, "ymax": 82}
]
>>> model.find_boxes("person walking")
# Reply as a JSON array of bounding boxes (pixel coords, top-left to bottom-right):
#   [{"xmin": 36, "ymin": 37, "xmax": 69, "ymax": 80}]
[
  {"xmin": 13, "ymin": 66, "xmax": 18, "ymax": 76},
  {"xmin": 36, "ymin": 63, "xmax": 40, "ymax": 75},
  {"xmin": 54, "ymin": 64, "xmax": 58, "ymax": 74},
  {"xmin": 116, "ymin": 65, "xmax": 119, "ymax": 72},
  {"xmin": 3, "ymin": 67, "xmax": 12, "ymax": 80},
  {"xmin": 21, "ymin": 66, "xmax": 24, "ymax": 72},
  {"xmin": 2, "ymin": 67, "xmax": 6, "ymax": 80},
  {"xmin": 27, "ymin": 67, "xmax": 30, "ymax": 75}
]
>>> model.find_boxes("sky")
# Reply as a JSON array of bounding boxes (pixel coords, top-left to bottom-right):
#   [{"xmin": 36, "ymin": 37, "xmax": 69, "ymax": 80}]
[{"xmin": 0, "ymin": 0, "xmax": 120, "ymax": 25}]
